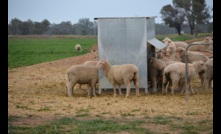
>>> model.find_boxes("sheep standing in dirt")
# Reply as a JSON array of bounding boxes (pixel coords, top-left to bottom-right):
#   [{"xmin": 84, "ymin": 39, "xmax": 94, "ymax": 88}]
[
  {"xmin": 176, "ymin": 47, "xmax": 209, "ymax": 63},
  {"xmin": 66, "ymin": 65, "xmax": 98, "ymax": 98},
  {"xmin": 98, "ymin": 59, "xmax": 139, "ymax": 98},
  {"xmin": 78, "ymin": 60, "xmax": 99, "ymax": 90},
  {"xmin": 75, "ymin": 44, "xmax": 82, "ymax": 52},
  {"xmin": 148, "ymin": 57, "xmax": 166, "ymax": 93},
  {"xmin": 188, "ymin": 37, "xmax": 213, "ymax": 52},
  {"xmin": 162, "ymin": 60, "xmax": 205, "ymax": 95},
  {"xmin": 204, "ymin": 58, "xmax": 213, "ymax": 90}
]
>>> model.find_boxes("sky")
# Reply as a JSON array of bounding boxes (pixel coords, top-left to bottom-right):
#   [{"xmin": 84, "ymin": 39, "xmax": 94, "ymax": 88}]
[{"xmin": 8, "ymin": 0, "xmax": 213, "ymax": 24}]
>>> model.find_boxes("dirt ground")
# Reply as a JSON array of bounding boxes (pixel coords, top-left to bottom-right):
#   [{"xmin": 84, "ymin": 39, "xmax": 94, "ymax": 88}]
[{"xmin": 8, "ymin": 39, "xmax": 213, "ymax": 127}]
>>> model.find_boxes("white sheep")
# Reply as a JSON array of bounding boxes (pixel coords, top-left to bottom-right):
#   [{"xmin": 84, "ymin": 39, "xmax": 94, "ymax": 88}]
[
  {"xmin": 66, "ymin": 65, "xmax": 98, "ymax": 98},
  {"xmin": 176, "ymin": 47, "xmax": 209, "ymax": 63},
  {"xmin": 98, "ymin": 59, "xmax": 139, "ymax": 98},
  {"xmin": 204, "ymin": 58, "xmax": 213, "ymax": 90},
  {"xmin": 78, "ymin": 60, "xmax": 99, "ymax": 90},
  {"xmin": 188, "ymin": 37, "xmax": 213, "ymax": 52},
  {"xmin": 83, "ymin": 60, "xmax": 98, "ymax": 66},
  {"xmin": 165, "ymin": 41, "xmax": 177, "ymax": 60},
  {"xmin": 162, "ymin": 60, "xmax": 205, "ymax": 95},
  {"xmin": 75, "ymin": 44, "xmax": 82, "ymax": 52},
  {"xmin": 162, "ymin": 37, "xmax": 188, "ymax": 49}
]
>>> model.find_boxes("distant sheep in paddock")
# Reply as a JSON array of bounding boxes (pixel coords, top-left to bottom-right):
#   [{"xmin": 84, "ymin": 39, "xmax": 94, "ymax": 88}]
[
  {"xmin": 66, "ymin": 65, "xmax": 98, "ymax": 98},
  {"xmin": 188, "ymin": 37, "xmax": 213, "ymax": 52},
  {"xmin": 176, "ymin": 47, "xmax": 209, "ymax": 63},
  {"xmin": 162, "ymin": 37, "xmax": 188, "ymax": 49},
  {"xmin": 75, "ymin": 44, "xmax": 82, "ymax": 52},
  {"xmin": 98, "ymin": 59, "xmax": 139, "ymax": 98},
  {"xmin": 162, "ymin": 60, "xmax": 205, "ymax": 95},
  {"xmin": 148, "ymin": 57, "xmax": 166, "ymax": 93},
  {"xmin": 204, "ymin": 58, "xmax": 213, "ymax": 89}
]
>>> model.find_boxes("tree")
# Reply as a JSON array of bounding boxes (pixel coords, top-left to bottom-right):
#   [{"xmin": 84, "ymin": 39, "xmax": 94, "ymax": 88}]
[
  {"xmin": 75, "ymin": 18, "xmax": 94, "ymax": 35},
  {"xmin": 8, "ymin": 18, "xmax": 22, "ymax": 35},
  {"xmin": 173, "ymin": 0, "xmax": 211, "ymax": 35},
  {"xmin": 160, "ymin": 4, "xmax": 185, "ymax": 35}
]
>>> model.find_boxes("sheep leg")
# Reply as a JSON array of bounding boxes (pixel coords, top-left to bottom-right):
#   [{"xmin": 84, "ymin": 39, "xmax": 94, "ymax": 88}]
[
  {"xmin": 87, "ymin": 85, "xmax": 93, "ymax": 98},
  {"xmin": 112, "ymin": 83, "xmax": 117, "ymax": 97},
  {"xmin": 91, "ymin": 80, "xmax": 97, "ymax": 97},
  {"xmin": 67, "ymin": 81, "xmax": 75, "ymax": 97},
  {"xmin": 171, "ymin": 81, "xmax": 178, "ymax": 95},
  {"xmin": 124, "ymin": 80, "xmax": 131, "ymax": 98},
  {"xmin": 117, "ymin": 84, "xmax": 122, "ymax": 96},
  {"xmin": 151, "ymin": 77, "xmax": 157, "ymax": 93},
  {"xmin": 134, "ymin": 79, "xmax": 139, "ymax": 96},
  {"xmin": 162, "ymin": 75, "xmax": 167, "ymax": 95},
  {"xmin": 189, "ymin": 83, "xmax": 194, "ymax": 94},
  {"xmin": 198, "ymin": 72, "xmax": 204, "ymax": 88},
  {"xmin": 165, "ymin": 81, "xmax": 170, "ymax": 94}
]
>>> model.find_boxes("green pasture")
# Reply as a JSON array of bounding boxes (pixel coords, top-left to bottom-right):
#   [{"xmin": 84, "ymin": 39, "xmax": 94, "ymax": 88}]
[
  {"xmin": 8, "ymin": 36, "xmax": 97, "ymax": 69},
  {"xmin": 8, "ymin": 33, "xmax": 212, "ymax": 69}
]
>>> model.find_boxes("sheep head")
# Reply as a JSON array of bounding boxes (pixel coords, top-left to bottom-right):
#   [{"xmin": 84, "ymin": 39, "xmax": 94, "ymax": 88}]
[
  {"xmin": 162, "ymin": 37, "xmax": 172, "ymax": 45},
  {"xmin": 98, "ymin": 60, "xmax": 111, "ymax": 71},
  {"xmin": 191, "ymin": 37, "xmax": 213, "ymax": 45},
  {"xmin": 166, "ymin": 41, "xmax": 176, "ymax": 55},
  {"xmin": 192, "ymin": 60, "xmax": 205, "ymax": 73}
]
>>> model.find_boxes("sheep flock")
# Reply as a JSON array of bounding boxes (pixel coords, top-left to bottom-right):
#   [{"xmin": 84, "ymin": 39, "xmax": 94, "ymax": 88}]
[{"xmin": 67, "ymin": 36, "xmax": 213, "ymax": 98}]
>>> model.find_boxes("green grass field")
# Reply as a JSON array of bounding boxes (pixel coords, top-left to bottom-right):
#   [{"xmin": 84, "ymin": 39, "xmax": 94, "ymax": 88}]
[
  {"xmin": 8, "ymin": 33, "xmax": 212, "ymax": 69},
  {"xmin": 8, "ymin": 36, "xmax": 97, "ymax": 69}
]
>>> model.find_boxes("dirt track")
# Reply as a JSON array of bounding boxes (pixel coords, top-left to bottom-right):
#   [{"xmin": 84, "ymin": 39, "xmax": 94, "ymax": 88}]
[{"xmin": 8, "ymin": 41, "xmax": 213, "ymax": 126}]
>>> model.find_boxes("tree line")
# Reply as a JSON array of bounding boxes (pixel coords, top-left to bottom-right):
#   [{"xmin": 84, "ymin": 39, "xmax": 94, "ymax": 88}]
[
  {"xmin": 160, "ymin": 0, "xmax": 213, "ymax": 35},
  {"xmin": 8, "ymin": 0, "xmax": 212, "ymax": 36}
]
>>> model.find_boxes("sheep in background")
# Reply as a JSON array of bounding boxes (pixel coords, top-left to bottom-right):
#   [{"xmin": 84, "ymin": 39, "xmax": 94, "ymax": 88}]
[
  {"xmin": 155, "ymin": 49, "xmax": 165, "ymax": 59},
  {"xmin": 176, "ymin": 47, "xmax": 209, "ymax": 63},
  {"xmin": 204, "ymin": 58, "xmax": 213, "ymax": 90},
  {"xmin": 162, "ymin": 60, "xmax": 205, "ymax": 95},
  {"xmin": 148, "ymin": 57, "xmax": 166, "ymax": 93},
  {"xmin": 165, "ymin": 41, "xmax": 177, "ymax": 60},
  {"xmin": 160, "ymin": 57, "xmax": 181, "ymax": 66},
  {"xmin": 98, "ymin": 59, "xmax": 139, "ymax": 98},
  {"xmin": 162, "ymin": 37, "xmax": 188, "ymax": 49},
  {"xmin": 83, "ymin": 60, "xmax": 98, "ymax": 66},
  {"xmin": 66, "ymin": 65, "xmax": 98, "ymax": 98},
  {"xmin": 188, "ymin": 37, "xmax": 213, "ymax": 53},
  {"xmin": 75, "ymin": 44, "xmax": 82, "ymax": 52}
]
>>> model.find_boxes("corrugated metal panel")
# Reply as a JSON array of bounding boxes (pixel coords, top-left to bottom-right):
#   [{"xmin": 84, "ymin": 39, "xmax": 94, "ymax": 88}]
[
  {"xmin": 147, "ymin": 38, "xmax": 167, "ymax": 49},
  {"xmin": 97, "ymin": 18, "xmax": 148, "ymax": 93}
]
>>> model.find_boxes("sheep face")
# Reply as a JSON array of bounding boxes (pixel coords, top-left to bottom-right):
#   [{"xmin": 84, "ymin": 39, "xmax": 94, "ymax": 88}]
[
  {"xmin": 166, "ymin": 41, "xmax": 176, "ymax": 55},
  {"xmin": 155, "ymin": 50, "xmax": 164, "ymax": 59},
  {"xmin": 203, "ymin": 37, "xmax": 213, "ymax": 45},
  {"xmin": 162, "ymin": 37, "xmax": 172, "ymax": 45},
  {"xmin": 193, "ymin": 60, "xmax": 205, "ymax": 73},
  {"xmin": 175, "ymin": 47, "xmax": 185, "ymax": 60}
]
